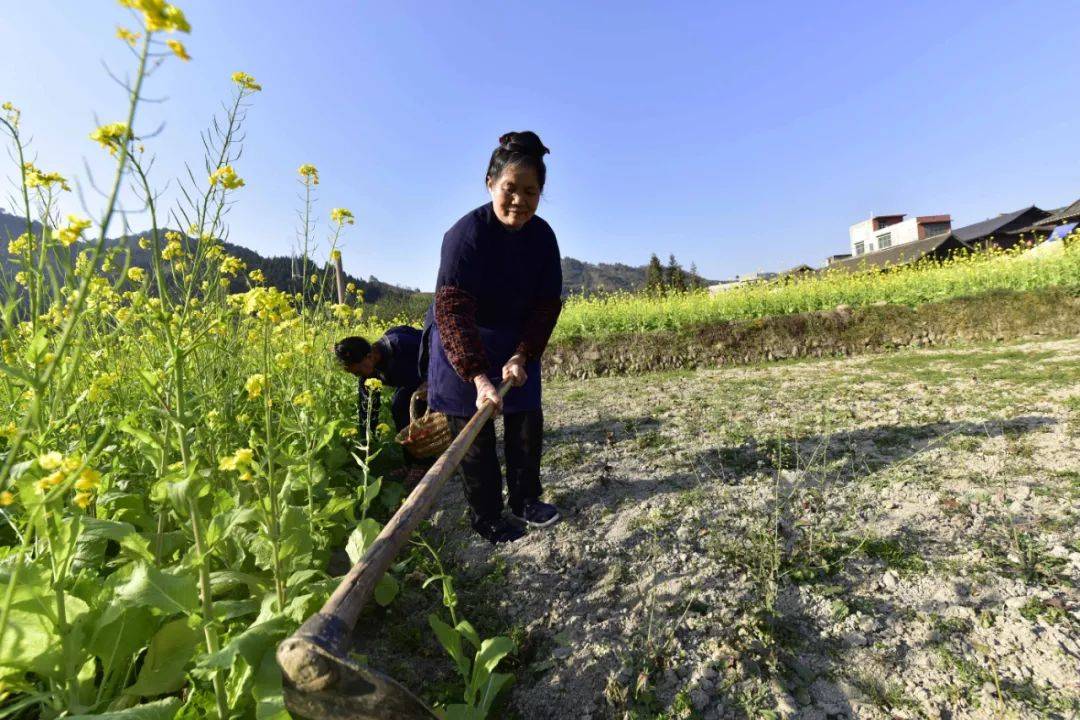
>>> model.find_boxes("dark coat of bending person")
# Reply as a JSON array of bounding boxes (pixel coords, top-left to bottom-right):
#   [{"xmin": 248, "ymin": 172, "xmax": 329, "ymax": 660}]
[
  {"xmin": 427, "ymin": 130, "xmax": 563, "ymax": 544},
  {"xmin": 335, "ymin": 305, "xmax": 434, "ymax": 439}
]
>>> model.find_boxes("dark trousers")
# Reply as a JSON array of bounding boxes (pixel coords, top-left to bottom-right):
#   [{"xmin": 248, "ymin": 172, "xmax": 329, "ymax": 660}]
[{"xmin": 448, "ymin": 410, "xmax": 543, "ymax": 522}]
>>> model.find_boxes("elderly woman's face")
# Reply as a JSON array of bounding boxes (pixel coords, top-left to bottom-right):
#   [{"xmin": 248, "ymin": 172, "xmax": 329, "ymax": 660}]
[{"xmin": 487, "ymin": 164, "xmax": 540, "ymax": 229}]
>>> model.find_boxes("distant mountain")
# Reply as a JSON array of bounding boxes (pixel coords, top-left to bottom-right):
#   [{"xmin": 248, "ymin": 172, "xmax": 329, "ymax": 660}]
[
  {"xmin": 561, "ymin": 256, "xmax": 714, "ymax": 294},
  {"xmin": 3, "ymin": 210, "xmax": 713, "ymax": 307},
  {"xmin": 0, "ymin": 209, "xmax": 418, "ymax": 306}
]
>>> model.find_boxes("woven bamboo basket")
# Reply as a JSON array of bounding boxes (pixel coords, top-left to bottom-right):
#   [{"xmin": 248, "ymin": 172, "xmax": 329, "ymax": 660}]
[{"xmin": 394, "ymin": 386, "xmax": 451, "ymax": 459}]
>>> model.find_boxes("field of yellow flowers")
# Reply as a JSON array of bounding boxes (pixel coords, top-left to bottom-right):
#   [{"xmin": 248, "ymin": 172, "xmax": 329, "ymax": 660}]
[
  {"xmin": 554, "ymin": 242, "xmax": 1080, "ymax": 342},
  {"xmin": 0, "ymin": 4, "xmax": 430, "ymax": 719}
]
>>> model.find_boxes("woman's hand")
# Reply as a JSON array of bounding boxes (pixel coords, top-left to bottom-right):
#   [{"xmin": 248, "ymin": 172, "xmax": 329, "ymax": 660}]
[
  {"xmin": 474, "ymin": 374, "xmax": 503, "ymax": 414},
  {"xmin": 502, "ymin": 353, "xmax": 528, "ymax": 388}
]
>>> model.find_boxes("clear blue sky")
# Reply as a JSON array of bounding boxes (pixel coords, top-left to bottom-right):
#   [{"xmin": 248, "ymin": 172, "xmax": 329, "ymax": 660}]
[{"xmin": 3, "ymin": 1, "xmax": 1079, "ymax": 290}]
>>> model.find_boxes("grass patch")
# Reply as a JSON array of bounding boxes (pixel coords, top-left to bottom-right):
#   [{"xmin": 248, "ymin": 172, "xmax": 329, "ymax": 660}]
[{"xmin": 861, "ymin": 536, "xmax": 928, "ymax": 573}]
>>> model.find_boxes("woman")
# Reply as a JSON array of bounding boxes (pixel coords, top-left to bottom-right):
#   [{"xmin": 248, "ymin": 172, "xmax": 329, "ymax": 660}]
[{"xmin": 428, "ymin": 131, "xmax": 563, "ymax": 544}]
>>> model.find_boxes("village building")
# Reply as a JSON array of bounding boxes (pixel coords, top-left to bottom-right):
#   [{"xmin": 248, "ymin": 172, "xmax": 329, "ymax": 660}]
[
  {"xmin": 952, "ymin": 205, "xmax": 1050, "ymax": 250},
  {"xmin": 1009, "ymin": 196, "xmax": 1080, "ymax": 241},
  {"xmin": 848, "ymin": 214, "xmax": 952, "ymax": 257}
]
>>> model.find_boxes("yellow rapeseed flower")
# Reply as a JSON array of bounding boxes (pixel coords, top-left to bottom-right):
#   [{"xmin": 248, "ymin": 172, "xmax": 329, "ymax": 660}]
[
  {"xmin": 219, "ymin": 447, "xmax": 254, "ymax": 472},
  {"xmin": 43, "ymin": 471, "xmax": 65, "ymax": 488},
  {"xmin": 116, "ymin": 26, "xmax": 141, "ymax": 46},
  {"xmin": 118, "ymin": 0, "xmax": 191, "ymax": 33},
  {"xmin": 292, "ymin": 391, "xmax": 314, "ymax": 408},
  {"xmin": 364, "ymin": 378, "xmax": 383, "ymax": 392},
  {"xmin": 53, "ymin": 215, "xmax": 93, "ymax": 247},
  {"xmin": 346, "ymin": 282, "xmax": 357, "ymax": 294},
  {"xmin": 0, "ymin": 490, "xmax": 14, "ymax": 507},
  {"xmin": 162, "ymin": 238, "xmax": 183, "ymax": 260},
  {"xmin": 24, "ymin": 163, "xmax": 71, "ymax": 192},
  {"xmin": 7, "ymin": 233, "xmax": 31, "ymax": 255},
  {"xmin": 219, "ymin": 255, "xmax": 245, "ymax": 276},
  {"xmin": 341, "ymin": 427, "xmax": 358, "ymax": 438},
  {"xmin": 244, "ymin": 373, "xmax": 266, "ymax": 399},
  {"xmin": 248, "ymin": 268, "xmax": 265, "ymax": 284},
  {"xmin": 127, "ymin": 267, "xmax": 146, "ymax": 283},
  {"xmin": 298, "ymin": 164, "xmax": 319, "ymax": 185},
  {"xmin": 231, "ymin": 71, "xmax": 262, "ymax": 92},
  {"xmin": 73, "ymin": 492, "xmax": 93, "ymax": 509},
  {"xmin": 331, "ymin": 207, "xmax": 355, "ymax": 225},
  {"xmin": 331, "ymin": 303, "xmax": 352, "ymax": 323},
  {"xmin": 376, "ymin": 422, "xmax": 391, "ymax": 436},
  {"xmin": 74, "ymin": 467, "xmax": 101, "ymax": 492},
  {"xmin": 138, "ymin": 236, "xmax": 150, "ymax": 249},
  {"xmin": 90, "ymin": 122, "xmax": 130, "ymax": 156},
  {"xmin": 38, "ymin": 452, "xmax": 64, "ymax": 471},
  {"xmin": 166, "ymin": 38, "xmax": 190, "ymax": 61},
  {"xmin": 2, "ymin": 101, "xmax": 20, "ymax": 128},
  {"xmin": 209, "ymin": 165, "xmax": 244, "ymax": 189}
]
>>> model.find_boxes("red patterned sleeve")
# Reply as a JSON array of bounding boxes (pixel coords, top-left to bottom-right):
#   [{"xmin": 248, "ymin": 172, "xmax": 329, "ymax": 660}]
[
  {"xmin": 435, "ymin": 286, "xmax": 488, "ymax": 381},
  {"xmin": 514, "ymin": 298, "xmax": 563, "ymax": 362}
]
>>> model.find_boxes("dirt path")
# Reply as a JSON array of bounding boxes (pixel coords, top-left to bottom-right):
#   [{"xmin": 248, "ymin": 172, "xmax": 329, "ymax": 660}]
[{"xmin": 360, "ymin": 337, "xmax": 1080, "ymax": 719}]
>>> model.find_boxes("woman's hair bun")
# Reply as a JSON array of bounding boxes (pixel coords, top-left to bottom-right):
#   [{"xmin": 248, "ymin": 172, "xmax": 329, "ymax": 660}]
[
  {"xmin": 498, "ymin": 131, "xmax": 550, "ymax": 159},
  {"xmin": 486, "ymin": 130, "xmax": 550, "ymax": 189}
]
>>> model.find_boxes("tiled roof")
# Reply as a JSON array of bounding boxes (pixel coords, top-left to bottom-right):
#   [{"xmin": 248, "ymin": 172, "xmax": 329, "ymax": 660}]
[{"xmin": 953, "ymin": 206, "xmax": 1047, "ymax": 242}]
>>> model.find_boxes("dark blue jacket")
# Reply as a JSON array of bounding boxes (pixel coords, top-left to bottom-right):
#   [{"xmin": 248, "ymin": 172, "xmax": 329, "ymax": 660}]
[{"xmin": 427, "ymin": 203, "xmax": 562, "ymax": 417}]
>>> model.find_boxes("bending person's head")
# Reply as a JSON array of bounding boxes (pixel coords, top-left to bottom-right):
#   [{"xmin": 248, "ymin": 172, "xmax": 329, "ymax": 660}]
[
  {"xmin": 485, "ymin": 131, "xmax": 549, "ymax": 230},
  {"xmin": 335, "ymin": 336, "xmax": 375, "ymax": 377}
]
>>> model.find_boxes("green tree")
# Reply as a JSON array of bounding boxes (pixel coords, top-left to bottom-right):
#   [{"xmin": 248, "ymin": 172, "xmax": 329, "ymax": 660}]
[
  {"xmin": 667, "ymin": 253, "xmax": 687, "ymax": 293},
  {"xmin": 645, "ymin": 253, "xmax": 665, "ymax": 293},
  {"xmin": 689, "ymin": 262, "xmax": 702, "ymax": 289}
]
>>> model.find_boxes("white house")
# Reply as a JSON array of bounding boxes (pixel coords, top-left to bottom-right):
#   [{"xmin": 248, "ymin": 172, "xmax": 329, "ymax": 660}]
[{"xmin": 849, "ymin": 214, "xmax": 952, "ymax": 257}]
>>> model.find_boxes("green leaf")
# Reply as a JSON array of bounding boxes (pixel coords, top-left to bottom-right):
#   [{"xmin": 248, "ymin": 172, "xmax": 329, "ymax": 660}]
[
  {"xmin": 428, "ymin": 614, "xmax": 469, "ymax": 683},
  {"xmin": 117, "ymin": 418, "xmax": 165, "ymax": 452},
  {"xmin": 474, "ymin": 636, "xmax": 515, "ymax": 677},
  {"xmin": 213, "ymin": 599, "xmax": 261, "ymax": 622},
  {"xmin": 0, "ymin": 563, "xmax": 90, "ymax": 679},
  {"xmin": 205, "ymin": 507, "xmax": 257, "ymax": 550},
  {"xmin": 455, "ymin": 620, "xmax": 481, "ymax": 651},
  {"xmin": 209, "ymin": 570, "xmax": 267, "ymax": 596},
  {"xmin": 196, "ymin": 615, "xmax": 291, "ymax": 673},
  {"xmin": 23, "ymin": 329, "xmax": 47, "ymax": 365},
  {"xmin": 373, "ymin": 574, "xmax": 398, "ymax": 607},
  {"xmin": 253, "ymin": 650, "xmax": 290, "ymax": 720},
  {"xmin": 379, "ymin": 480, "xmax": 405, "ymax": 511},
  {"xmin": 87, "ymin": 605, "xmax": 154, "ymax": 683},
  {"xmin": 66, "ymin": 697, "xmax": 181, "ymax": 719},
  {"xmin": 359, "ymin": 477, "xmax": 381, "ymax": 514},
  {"xmin": 345, "ymin": 518, "xmax": 382, "ymax": 565},
  {"xmin": 0, "ymin": 360, "xmax": 35, "ymax": 388},
  {"xmin": 124, "ymin": 619, "xmax": 199, "ymax": 697},
  {"xmin": 443, "ymin": 706, "xmax": 485, "ymax": 720},
  {"xmin": 468, "ymin": 636, "xmax": 515, "ymax": 707},
  {"xmin": 476, "ymin": 672, "xmax": 514, "ymax": 714},
  {"xmin": 73, "ymin": 517, "xmax": 140, "ymax": 572},
  {"xmin": 115, "ymin": 563, "xmax": 198, "ymax": 616}
]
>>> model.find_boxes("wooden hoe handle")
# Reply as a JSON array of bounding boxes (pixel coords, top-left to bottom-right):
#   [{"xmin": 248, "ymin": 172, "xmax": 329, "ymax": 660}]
[{"xmin": 277, "ymin": 380, "xmax": 512, "ymax": 717}]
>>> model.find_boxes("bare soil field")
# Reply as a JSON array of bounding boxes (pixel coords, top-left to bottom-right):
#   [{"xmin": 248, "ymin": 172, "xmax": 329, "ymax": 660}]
[{"xmin": 359, "ymin": 336, "xmax": 1080, "ymax": 720}]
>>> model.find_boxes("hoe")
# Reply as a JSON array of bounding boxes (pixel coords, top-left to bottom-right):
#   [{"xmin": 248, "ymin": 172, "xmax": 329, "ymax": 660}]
[{"xmin": 277, "ymin": 381, "xmax": 512, "ymax": 720}]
